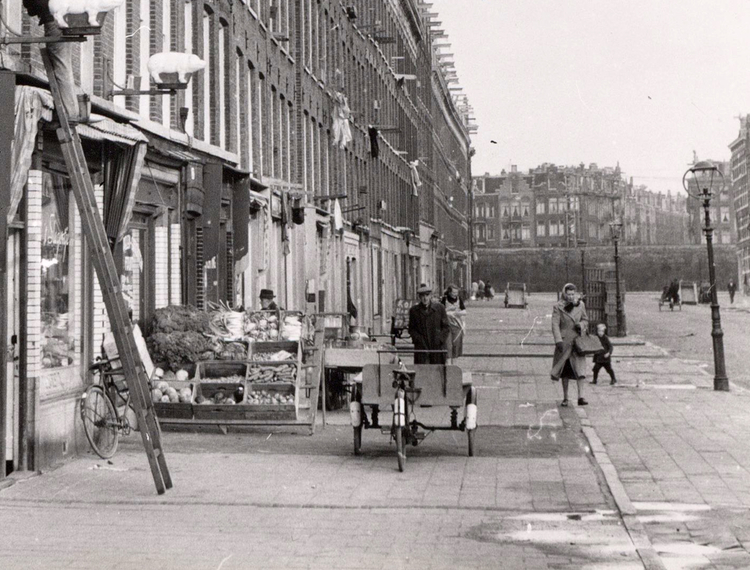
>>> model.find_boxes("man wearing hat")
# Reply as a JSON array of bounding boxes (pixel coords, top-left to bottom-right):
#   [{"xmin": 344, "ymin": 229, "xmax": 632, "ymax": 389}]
[
  {"xmin": 259, "ymin": 289, "xmax": 283, "ymax": 311},
  {"xmin": 408, "ymin": 284, "xmax": 451, "ymax": 365}
]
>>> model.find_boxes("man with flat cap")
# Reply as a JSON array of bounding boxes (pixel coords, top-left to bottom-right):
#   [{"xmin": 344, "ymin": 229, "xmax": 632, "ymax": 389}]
[
  {"xmin": 408, "ymin": 284, "xmax": 450, "ymax": 365},
  {"xmin": 259, "ymin": 289, "xmax": 283, "ymax": 311}
]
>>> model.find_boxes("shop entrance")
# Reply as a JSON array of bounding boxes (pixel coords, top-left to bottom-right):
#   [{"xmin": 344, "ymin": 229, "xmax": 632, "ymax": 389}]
[{"xmin": 4, "ymin": 229, "xmax": 21, "ymax": 475}]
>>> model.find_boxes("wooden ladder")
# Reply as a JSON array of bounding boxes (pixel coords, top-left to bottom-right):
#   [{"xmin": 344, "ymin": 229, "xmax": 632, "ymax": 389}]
[
  {"xmin": 301, "ymin": 321, "xmax": 326, "ymax": 434},
  {"xmin": 41, "ymin": 49, "xmax": 172, "ymax": 495}
]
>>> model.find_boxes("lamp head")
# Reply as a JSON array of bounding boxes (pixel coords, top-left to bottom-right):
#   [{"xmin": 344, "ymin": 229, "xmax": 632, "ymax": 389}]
[
  {"xmin": 609, "ymin": 219, "xmax": 623, "ymax": 239},
  {"xmin": 682, "ymin": 160, "xmax": 724, "ymax": 201}
]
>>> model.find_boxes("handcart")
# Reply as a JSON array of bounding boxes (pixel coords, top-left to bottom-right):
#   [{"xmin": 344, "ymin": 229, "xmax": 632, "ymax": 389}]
[
  {"xmin": 504, "ymin": 282, "xmax": 528, "ymax": 308},
  {"xmin": 348, "ymin": 350, "xmax": 478, "ymax": 472}
]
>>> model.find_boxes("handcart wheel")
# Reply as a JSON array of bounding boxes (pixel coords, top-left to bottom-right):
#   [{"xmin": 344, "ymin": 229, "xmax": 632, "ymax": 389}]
[
  {"xmin": 353, "ymin": 425, "xmax": 362, "ymax": 455},
  {"xmin": 395, "ymin": 427, "xmax": 406, "ymax": 472},
  {"xmin": 467, "ymin": 429, "xmax": 476, "ymax": 457}
]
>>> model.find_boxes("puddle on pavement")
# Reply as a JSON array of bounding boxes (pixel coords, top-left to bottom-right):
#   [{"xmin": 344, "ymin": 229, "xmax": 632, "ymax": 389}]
[
  {"xmin": 633, "ymin": 502, "xmax": 711, "ymax": 512},
  {"xmin": 512, "ymin": 510, "xmax": 619, "ymax": 523},
  {"xmin": 465, "ymin": 514, "xmax": 640, "ymax": 567}
]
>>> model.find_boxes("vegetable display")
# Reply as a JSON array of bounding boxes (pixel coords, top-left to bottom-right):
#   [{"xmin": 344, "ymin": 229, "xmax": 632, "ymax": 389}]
[
  {"xmin": 149, "ymin": 305, "xmax": 209, "ymax": 334},
  {"xmin": 146, "ymin": 332, "xmax": 214, "ymax": 372},
  {"xmin": 151, "ymin": 380, "xmax": 193, "ymax": 404},
  {"xmin": 247, "ymin": 364, "xmax": 296, "ymax": 384},
  {"xmin": 244, "ymin": 311, "xmax": 280, "ymax": 342},
  {"xmin": 247, "ymin": 390, "xmax": 294, "ymax": 405}
]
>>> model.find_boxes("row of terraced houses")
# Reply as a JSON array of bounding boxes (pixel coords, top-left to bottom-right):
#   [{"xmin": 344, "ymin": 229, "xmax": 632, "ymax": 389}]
[{"xmin": 0, "ymin": 0, "xmax": 474, "ymax": 477}]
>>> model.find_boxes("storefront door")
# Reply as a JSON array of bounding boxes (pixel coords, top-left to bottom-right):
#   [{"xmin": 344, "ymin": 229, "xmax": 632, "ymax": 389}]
[{"xmin": 4, "ymin": 229, "xmax": 20, "ymax": 474}]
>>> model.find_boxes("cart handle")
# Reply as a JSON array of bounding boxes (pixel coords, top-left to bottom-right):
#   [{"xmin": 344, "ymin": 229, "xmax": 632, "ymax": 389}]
[{"xmin": 376, "ymin": 349, "xmax": 447, "ymax": 354}]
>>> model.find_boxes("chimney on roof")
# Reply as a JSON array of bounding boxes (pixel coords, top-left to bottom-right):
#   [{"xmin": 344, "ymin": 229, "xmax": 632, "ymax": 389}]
[{"xmin": 511, "ymin": 165, "xmax": 517, "ymax": 173}]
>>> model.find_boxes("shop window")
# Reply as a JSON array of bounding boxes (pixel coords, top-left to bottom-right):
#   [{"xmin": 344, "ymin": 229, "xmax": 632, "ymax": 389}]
[{"xmin": 41, "ymin": 174, "xmax": 77, "ymax": 369}]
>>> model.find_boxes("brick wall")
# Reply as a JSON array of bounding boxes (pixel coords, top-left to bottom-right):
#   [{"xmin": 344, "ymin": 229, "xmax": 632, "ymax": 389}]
[
  {"xmin": 154, "ymin": 223, "xmax": 169, "ymax": 309},
  {"xmin": 148, "ymin": 0, "xmax": 163, "ymax": 122},
  {"xmin": 92, "ymin": 184, "xmax": 111, "ymax": 351}
]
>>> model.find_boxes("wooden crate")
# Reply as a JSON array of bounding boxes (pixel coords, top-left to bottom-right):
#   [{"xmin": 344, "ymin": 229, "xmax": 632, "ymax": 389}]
[
  {"xmin": 192, "ymin": 380, "xmax": 248, "ymax": 420},
  {"xmin": 195, "ymin": 361, "xmax": 249, "ymax": 382}
]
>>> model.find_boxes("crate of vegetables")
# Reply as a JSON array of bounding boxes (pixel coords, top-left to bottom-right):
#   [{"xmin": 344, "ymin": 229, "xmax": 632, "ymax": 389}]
[
  {"xmin": 244, "ymin": 310, "xmax": 282, "ymax": 342},
  {"xmin": 246, "ymin": 362, "xmax": 297, "ymax": 385},
  {"xmin": 193, "ymin": 380, "xmax": 248, "ymax": 420},
  {"xmin": 194, "ymin": 361, "xmax": 249, "ymax": 382},
  {"xmin": 245, "ymin": 383, "xmax": 296, "ymax": 420},
  {"xmin": 151, "ymin": 378, "xmax": 195, "ymax": 419}
]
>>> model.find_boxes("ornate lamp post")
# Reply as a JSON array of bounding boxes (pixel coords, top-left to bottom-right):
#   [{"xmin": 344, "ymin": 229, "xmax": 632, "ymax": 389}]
[
  {"xmin": 608, "ymin": 220, "xmax": 625, "ymax": 337},
  {"xmin": 683, "ymin": 161, "xmax": 729, "ymax": 391}
]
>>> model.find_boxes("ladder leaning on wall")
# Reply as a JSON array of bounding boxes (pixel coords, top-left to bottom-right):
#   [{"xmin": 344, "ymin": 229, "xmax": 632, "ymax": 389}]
[{"xmin": 40, "ymin": 48, "xmax": 172, "ymax": 495}]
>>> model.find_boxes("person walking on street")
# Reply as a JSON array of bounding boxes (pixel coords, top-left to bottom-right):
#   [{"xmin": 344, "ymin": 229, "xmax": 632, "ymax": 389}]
[
  {"xmin": 470, "ymin": 281, "xmax": 478, "ymax": 301},
  {"xmin": 477, "ymin": 279, "xmax": 485, "ymax": 300},
  {"xmin": 550, "ymin": 283, "xmax": 589, "ymax": 407},
  {"xmin": 409, "ymin": 284, "xmax": 451, "ymax": 364},
  {"xmin": 728, "ymin": 279, "xmax": 737, "ymax": 304},
  {"xmin": 441, "ymin": 284, "xmax": 466, "ymax": 361},
  {"xmin": 667, "ymin": 278, "xmax": 680, "ymax": 308},
  {"xmin": 484, "ymin": 281, "xmax": 494, "ymax": 301},
  {"xmin": 591, "ymin": 323, "xmax": 616, "ymax": 385}
]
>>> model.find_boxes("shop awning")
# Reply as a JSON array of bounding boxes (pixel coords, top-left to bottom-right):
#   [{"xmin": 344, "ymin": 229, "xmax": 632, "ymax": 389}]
[
  {"xmin": 77, "ymin": 119, "xmax": 148, "ymax": 145},
  {"xmin": 9, "ymin": 86, "xmax": 147, "ymax": 232}
]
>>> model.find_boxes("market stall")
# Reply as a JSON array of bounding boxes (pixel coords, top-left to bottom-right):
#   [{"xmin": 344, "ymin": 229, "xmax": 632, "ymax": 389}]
[{"xmin": 144, "ymin": 305, "xmax": 325, "ymax": 431}]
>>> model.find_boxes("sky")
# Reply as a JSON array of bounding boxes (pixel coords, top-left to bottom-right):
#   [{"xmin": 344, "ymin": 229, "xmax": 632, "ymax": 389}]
[{"xmin": 430, "ymin": 0, "xmax": 750, "ymax": 194}]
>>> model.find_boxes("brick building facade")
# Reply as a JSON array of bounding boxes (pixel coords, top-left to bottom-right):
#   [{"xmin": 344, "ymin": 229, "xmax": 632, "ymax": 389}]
[
  {"xmin": 473, "ymin": 163, "xmax": 689, "ymax": 251},
  {"xmin": 0, "ymin": 1, "xmax": 473, "ymax": 476},
  {"xmin": 729, "ymin": 117, "xmax": 750, "ymax": 298}
]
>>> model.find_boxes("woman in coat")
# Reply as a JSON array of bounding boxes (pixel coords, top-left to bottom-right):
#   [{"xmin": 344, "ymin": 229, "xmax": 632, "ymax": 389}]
[
  {"xmin": 550, "ymin": 283, "xmax": 588, "ymax": 407},
  {"xmin": 441, "ymin": 284, "xmax": 466, "ymax": 360}
]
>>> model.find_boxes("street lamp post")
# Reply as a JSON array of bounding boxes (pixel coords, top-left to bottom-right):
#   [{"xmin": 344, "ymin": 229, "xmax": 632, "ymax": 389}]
[
  {"xmin": 683, "ymin": 161, "xmax": 729, "ymax": 391},
  {"xmin": 608, "ymin": 221, "xmax": 625, "ymax": 337}
]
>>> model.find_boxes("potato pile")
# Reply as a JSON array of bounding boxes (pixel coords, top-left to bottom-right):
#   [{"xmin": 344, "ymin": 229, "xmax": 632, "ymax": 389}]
[
  {"xmin": 247, "ymin": 389, "xmax": 294, "ymax": 405},
  {"xmin": 247, "ymin": 364, "xmax": 296, "ymax": 384}
]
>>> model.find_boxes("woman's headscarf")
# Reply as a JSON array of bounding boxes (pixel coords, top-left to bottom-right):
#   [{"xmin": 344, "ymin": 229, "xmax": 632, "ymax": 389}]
[{"xmin": 561, "ymin": 283, "xmax": 580, "ymax": 309}]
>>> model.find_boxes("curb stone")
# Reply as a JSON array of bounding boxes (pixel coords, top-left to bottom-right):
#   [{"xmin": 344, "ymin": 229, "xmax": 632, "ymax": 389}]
[{"xmin": 575, "ymin": 407, "xmax": 668, "ymax": 570}]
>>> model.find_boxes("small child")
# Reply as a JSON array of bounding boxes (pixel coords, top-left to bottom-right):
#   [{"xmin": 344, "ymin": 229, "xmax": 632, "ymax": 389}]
[{"xmin": 592, "ymin": 323, "xmax": 617, "ymax": 385}]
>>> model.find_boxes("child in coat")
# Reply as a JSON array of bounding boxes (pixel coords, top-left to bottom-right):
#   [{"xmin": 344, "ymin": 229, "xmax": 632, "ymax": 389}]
[{"xmin": 592, "ymin": 323, "xmax": 617, "ymax": 385}]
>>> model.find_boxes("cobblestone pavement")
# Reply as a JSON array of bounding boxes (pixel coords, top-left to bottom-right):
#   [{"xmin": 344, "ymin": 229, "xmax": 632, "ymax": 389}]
[{"xmin": 1, "ymin": 294, "xmax": 749, "ymax": 569}]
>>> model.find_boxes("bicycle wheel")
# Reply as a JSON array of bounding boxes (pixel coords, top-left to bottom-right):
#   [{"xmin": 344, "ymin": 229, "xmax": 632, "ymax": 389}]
[
  {"xmin": 80, "ymin": 385, "xmax": 119, "ymax": 459},
  {"xmin": 395, "ymin": 427, "xmax": 406, "ymax": 472}
]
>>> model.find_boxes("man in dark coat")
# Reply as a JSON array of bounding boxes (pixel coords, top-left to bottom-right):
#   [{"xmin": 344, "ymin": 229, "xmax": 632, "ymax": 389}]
[
  {"xmin": 23, "ymin": 0, "xmax": 83, "ymax": 121},
  {"xmin": 408, "ymin": 284, "xmax": 450, "ymax": 365}
]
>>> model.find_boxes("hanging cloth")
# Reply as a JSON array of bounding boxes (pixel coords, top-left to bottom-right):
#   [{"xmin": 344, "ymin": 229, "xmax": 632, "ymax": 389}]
[
  {"xmin": 9, "ymin": 87, "xmax": 54, "ymax": 224},
  {"xmin": 409, "ymin": 160, "xmax": 422, "ymax": 196},
  {"xmin": 333, "ymin": 199, "xmax": 344, "ymax": 232},
  {"xmin": 368, "ymin": 126, "xmax": 380, "ymax": 158},
  {"xmin": 331, "ymin": 92, "xmax": 352, "ymax": 150}
]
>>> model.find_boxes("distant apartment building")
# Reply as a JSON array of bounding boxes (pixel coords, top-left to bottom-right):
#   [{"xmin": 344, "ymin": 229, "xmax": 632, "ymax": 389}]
[
  {"xmin": 729, "ymin": 117, "xmax": 750, "ymax": 295},
  {"xmin": 473, "ymin": 163, "xmax": 689, "ymax": 249}
]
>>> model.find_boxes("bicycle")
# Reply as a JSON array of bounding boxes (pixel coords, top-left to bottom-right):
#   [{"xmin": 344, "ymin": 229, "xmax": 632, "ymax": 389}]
[{"xmin": 80, "ymin": 354, "xmax": 136, "ymax": 459}]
